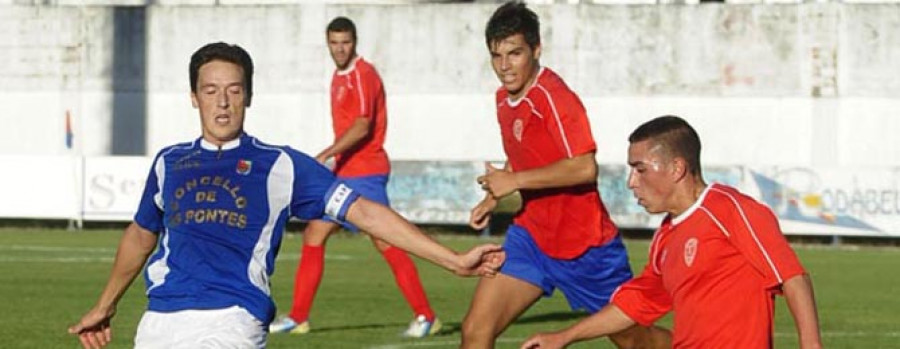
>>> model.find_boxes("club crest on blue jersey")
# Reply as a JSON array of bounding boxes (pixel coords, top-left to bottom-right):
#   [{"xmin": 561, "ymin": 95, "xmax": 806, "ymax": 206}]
[{"xmin": 236, "ymin": 159, "xmax": 252, "ymax": 175}]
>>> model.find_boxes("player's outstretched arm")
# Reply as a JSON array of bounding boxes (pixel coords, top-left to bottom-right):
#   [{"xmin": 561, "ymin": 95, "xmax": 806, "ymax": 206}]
[
  {"xmin": 521, "ymin": 304, "xmax": 636, "ymax": 349},
  {"xmin": 783, "ymin": 273, "xmax": 823, "ymax": 349},
  {"xmin": 346, "ymin": 197, "xmax": 503, "ymax": 277},
  {"xmin": 68, "ymin": 222, "xmax": 158, "ymax": 349}
]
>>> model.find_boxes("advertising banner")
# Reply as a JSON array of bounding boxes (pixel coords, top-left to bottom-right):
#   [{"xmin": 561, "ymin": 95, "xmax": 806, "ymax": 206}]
[
  {"xmin": 81, "ymin": 157, "xmax": 152, "ymax": 221},
  {"xmin": 746, "ymin": 167, "xmax": 900, "ymax": 236},
  {"xmin": 1, "ymin": 156, "xmax": 897, "ymax": 237}
]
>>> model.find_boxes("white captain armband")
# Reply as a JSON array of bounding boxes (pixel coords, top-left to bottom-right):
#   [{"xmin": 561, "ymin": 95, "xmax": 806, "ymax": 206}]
[{"xmin": 324, "ymin": 182, "xmax": 359, "ymax": 222}]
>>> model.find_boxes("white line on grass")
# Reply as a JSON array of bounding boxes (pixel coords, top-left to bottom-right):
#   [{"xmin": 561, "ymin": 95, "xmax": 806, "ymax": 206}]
[
  {"xmin": 274, "ymin": 253, "xmax": 353, "ymax": 261},
  {"xmin": 775, "ymin": 331, "xmax": 900, "ymax": 338},
  {"xmin": 367, "ymin": 338, "xmax": 523, "ymax": 349},
  {"xmin": 0, "ymin": 245, "xmax": 115, "ymax": 253},
  {"xmin": 367, "ymin": 331, "xmax": 900, "ymax": 348},
  {"xmin": 0, "ymin": 256, "xmax": 115, "ymax": 263},
  {"xmin": 0, "ymin": 245, "xmax": 354, "ymax": 263}
]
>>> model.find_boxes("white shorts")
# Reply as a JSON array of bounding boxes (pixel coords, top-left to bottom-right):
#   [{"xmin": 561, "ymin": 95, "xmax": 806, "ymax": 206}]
[{"xmin": 134, "ymin": 306, "xmax": 266, "ymax": 349}]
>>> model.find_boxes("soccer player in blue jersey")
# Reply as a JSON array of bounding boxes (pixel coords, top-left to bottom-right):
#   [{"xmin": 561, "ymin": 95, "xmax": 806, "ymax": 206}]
[{"xmin": 67, "ymin": 42, "xmax": 502, "ymax": 349}]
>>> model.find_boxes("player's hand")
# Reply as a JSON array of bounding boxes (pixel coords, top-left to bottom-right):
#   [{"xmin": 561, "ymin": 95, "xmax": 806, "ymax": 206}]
[
  {"xmin": 455, "ymin": 244, "xmax": 504, "ymax": 277},
  {"xmin": 479, "ymin": 250, "xmax": 506, "ymax": 278},
  {"xmin": 520, "ymin": 331, "xmax": 569, "ymax": 349},
  {"xmin": 315, "ymin": 153, "xmax": 331, "ymax": 166},
  {"xmin": 469, "ymin": 196, "xmax": 498, "ymax": 230},
  {"xmin": 68, "ymin": 306, "xmax": 115, "ymax": 349},
  {"xmin": 477, "ymin": 162, "xmax": 518, "ymax": 199}
]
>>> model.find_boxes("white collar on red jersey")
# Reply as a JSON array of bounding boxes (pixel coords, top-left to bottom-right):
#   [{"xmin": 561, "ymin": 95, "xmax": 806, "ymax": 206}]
[
  {"xmin": 671, "ymin": 183, "xmax": 713, "ymax": 226},
  {"xmin": 507, "ymin": 66, "xmax": 546, "ymax": 107},
  {"xmin": 336, "ymin": 56, "xmax": 362, "ymax": 76}
]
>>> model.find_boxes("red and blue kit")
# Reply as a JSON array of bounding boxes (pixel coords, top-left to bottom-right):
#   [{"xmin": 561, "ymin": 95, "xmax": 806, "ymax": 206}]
[
  {"xmin": 496, "ymin": 67, "xmax": 617, "ymax": 259},
  {"xmin": 330, "ymin": 56, "xmax": 389, "ymax": 177},
  {"xmin": 612, "ymin": 183, "xmax": 807, "ymax": 348}
]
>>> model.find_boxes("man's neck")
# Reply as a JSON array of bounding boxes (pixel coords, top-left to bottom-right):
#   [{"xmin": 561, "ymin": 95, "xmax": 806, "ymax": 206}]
[
  {"xmin": 336, "ymin": 54, "xmax": 359, "ymax": 73},
  {"xmin": 508, "ymin": 65, "xmax": 541, "ymax": 102},
  {"xmin": 668, "ymin": 177, "xmax": 708, "ymax": 217}
]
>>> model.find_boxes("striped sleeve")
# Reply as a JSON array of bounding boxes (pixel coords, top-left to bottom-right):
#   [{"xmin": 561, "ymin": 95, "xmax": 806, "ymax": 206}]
[
  {"xmin": 711, "ymin": 187, "xmax": 806, "ymax": 289},
  {"xmin": 611, "ymin": 262, "xmax": 673, "ymax": 326},
  {"xmin": 353, "ymin": 69, "xmax": 368, "ymax": 117},
  {"xmin": 535, "ymin": 84, "xmax": 596, "ymax": 158}
]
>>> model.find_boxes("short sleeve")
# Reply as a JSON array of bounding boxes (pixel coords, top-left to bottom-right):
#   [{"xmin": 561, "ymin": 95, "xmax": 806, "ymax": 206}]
[
  {"xmin": 348, "ymin": 68, "xmax": 375, "ymax": 120},
  {"xmin": 359, "ymin": 69, "xmax": 375, "ymax": 119},
  {"xmin": 133, "ymin": 153, "xmax": 165, "ymax": 233},
  {"xmin": 541, "ymin": 87, "xmax": 596, "ymax": 158},
  {"xmin": 287, "ymin": 149, "xmax": 360, "ymax": 222},
  {"xmin": 722, "ymin": 197, "xmax": 806, "ymax": 290},
  {"xmin": 611, "ymin": 263, "xmax": 673, "ymax": 326}
]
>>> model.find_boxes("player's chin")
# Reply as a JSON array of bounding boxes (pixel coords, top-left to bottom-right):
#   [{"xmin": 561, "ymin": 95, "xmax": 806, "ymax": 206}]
[
  {"xmin": 641, "ymin": 204, "xmax": 664, "ymax": 214},
  {"xmin": 504, "ymin": 82, "xmax": 524, "ymax": 95}
]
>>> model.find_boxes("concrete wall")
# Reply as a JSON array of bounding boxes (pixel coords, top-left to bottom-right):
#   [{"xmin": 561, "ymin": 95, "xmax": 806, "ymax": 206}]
[{"xmin": 1, "ymin": 3, "xmax": 899, "ymax": 168}]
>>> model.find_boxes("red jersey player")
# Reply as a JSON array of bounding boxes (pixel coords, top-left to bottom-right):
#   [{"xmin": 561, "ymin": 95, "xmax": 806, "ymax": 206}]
[
  {"xmin": 521, "ymin": 115, "xmax": 823, "ymax": 349},
  {"xmin": 269, "ymin": 17, "xmax": 441, "ymax": 338},
  {"xmin": 461, "ymin": 2, "xmax": 669, "ymax": 348}
]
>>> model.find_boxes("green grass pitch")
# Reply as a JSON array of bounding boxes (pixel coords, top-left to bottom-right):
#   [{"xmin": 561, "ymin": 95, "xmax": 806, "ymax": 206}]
[{"xmin": 0, "ymin": 227, "xmax": 898, "ymax": 348}]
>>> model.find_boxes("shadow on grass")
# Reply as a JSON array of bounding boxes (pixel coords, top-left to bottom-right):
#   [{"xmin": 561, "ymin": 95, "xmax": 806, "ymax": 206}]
[
  {"xmin": 311, "ymin": 322, "xmax": 409, "ymax": 333},
  {"xmin": 432, "ymin": 311, "xmax": 585, "ymax": 336},
  {"xmin": 310, "ymin": 310, "xmax": 581, "ymax": 337}
]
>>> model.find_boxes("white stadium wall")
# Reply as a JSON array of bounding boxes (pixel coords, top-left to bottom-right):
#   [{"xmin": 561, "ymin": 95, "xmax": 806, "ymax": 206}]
[
  {"xmin": 2, "ymin": 3, "xmax": 899, "ymax": 165},
  {"xmin": 0, "ymin": 3, "xmax": 898, "ymax": 234}
]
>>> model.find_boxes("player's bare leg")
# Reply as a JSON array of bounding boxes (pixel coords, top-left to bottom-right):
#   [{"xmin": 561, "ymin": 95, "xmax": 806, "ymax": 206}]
[
  {"xmin": 370, "ymin": 236, "xmax": 393, "ymax": 252},
  {"xmin": 609, "ymin": 324, "xmax": 672, "ymax": 349},
  {"xmin": 303, "ymin": 219, "xmax": 339, "ymax": 246},
  {"xmin": 460, "ymin": 273, "xmax": 543, "ymax": 348}
]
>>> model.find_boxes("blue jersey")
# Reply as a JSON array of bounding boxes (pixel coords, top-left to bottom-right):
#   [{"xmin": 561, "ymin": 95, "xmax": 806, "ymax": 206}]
[{"xmin": 133, "ymin": 134, "xmax": 359, "ymax": 324}]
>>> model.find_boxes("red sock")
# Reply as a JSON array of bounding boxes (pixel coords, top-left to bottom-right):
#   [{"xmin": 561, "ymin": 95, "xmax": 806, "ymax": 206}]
[
  {"xmin": 382, "ymin": 246, "xmax": 435, "ymax": 321},
  {"xmin": 289, "ymin": 244, "xmax": 325, "ymax": 323}
]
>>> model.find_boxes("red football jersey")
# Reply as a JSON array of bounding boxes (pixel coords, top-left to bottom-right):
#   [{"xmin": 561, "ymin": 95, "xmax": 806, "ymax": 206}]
[
  {"xmin": 612, "ymin": 183, "xmax": 807, "ymax": 348},
  {"xmin": 330, "ymin": 56, "xmax": 389, "ymax": 177},
  {"xmin": 496, "ymin": 67, "xmax": 618, "ymax": 259}
]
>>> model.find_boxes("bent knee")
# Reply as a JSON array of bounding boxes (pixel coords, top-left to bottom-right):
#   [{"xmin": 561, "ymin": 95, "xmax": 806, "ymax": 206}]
[
  {"xmin": 460, "ymin": 317, "xmax": 498, "ymax": 347},
  {"xmin": 609, "ymin": 325, "xmax": 671, "ymax": 349}
]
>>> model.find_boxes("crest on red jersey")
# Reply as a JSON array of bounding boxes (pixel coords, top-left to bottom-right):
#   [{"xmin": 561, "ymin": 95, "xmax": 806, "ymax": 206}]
[
  {"xmin": 684, "ymin": 238, "xmax": 698, "ymax": 267},
  {"xmin": 513, "ymin": 119, "xmax": 524, "ymax": 142},
  {"xmin": 334, "ymin": 86, "xmax": 347, "ymax": 101}
]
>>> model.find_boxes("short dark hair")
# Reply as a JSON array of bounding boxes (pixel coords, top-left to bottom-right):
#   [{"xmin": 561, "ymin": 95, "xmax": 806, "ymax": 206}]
[
  {"xmin": 485, "ymin": 1, "xmax": 540, "ymax": 50},
  {"xmin": 327, "ymin": 16, "xmax": 357, "ymax": 42},
  {"xmin": 189, "ymin": 42, "xmax": 254, "ymax": 106},
  {"xmin": 629, "ymin": 115, "xmax": 702, "ymax": 176}
]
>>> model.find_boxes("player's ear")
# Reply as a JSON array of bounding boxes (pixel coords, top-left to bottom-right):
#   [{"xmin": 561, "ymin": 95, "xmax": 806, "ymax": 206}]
[
  {"xmin": 190, "ymin": 92, "xmax": 199, "ymax": 109},
  {"xmin": 671, "ymin": 157, "xmax": 688, "ymax": 181},
  {"xmin": 532, "ymin": 43, "xmax": 542, "ymax": 61}
]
